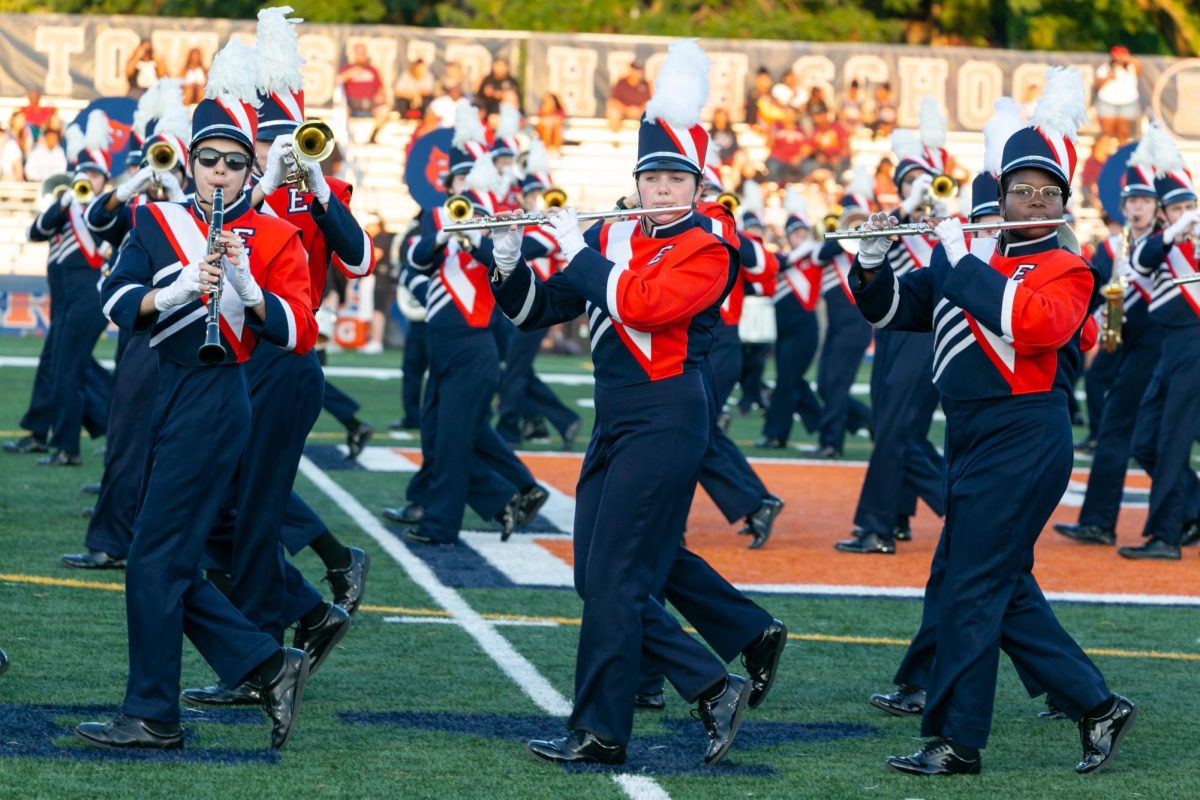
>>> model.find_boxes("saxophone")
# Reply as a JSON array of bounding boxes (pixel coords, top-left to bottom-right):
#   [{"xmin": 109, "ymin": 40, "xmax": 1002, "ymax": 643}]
[{"xmin": 1099, "ymin": 224, "xmax": 1131, "ymax": 353}]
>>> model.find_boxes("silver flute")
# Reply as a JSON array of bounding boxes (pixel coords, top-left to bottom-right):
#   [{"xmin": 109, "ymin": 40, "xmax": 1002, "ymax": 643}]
[
  {"xmin": 825, "ymin": 218, "xmax": 1070, "ymax": 241},
  {"xmin": 441, "ymin": 205, "xmax": 695, "ymax": 233}
]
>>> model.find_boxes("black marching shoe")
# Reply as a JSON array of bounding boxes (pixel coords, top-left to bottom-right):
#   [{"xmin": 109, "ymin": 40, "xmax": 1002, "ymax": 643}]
[
  {"xmin": 181, "ymin": 681, "xmax": 262, "ymax": 707},
  {"xmin": 1180, "ymin": 519, "xmax": 1200, "ymax": 547},
  {"xmin": 293, "ymin": 603, "xmax": 352, "ymax": 676},
  {"xmin": 886, "ymin": 737, "xmax": 981, "ymax": 776},
  {"xmin": 1073, "ymin": 437, "xmax": 1097, "ymax": 456},
  {"xmin": 1117, "ymin": 538, "xmax": 1181, "ymax": 560},
  {"xmin": 516, "ymin": 484, "xmax": 551, "ymax": 528},
  {"xmin": 81, "ymin": 482, "xmax": 101, "ymax": 495},
  {"xmin": 634, "ymin": 691, "xmax": 666, "ymax": 711},
  {"xmin": 869, "ymin": 684, "xmax": 926, "ymax": 717},
  {"xmin": 496, "ymin": 492, "xmax": 522, "ymax": 542},
  {"xmin": 326, "ymin": 547, "xmax": 370, "ymax": 615},
  {"xmin": 528, "ymin": 729, "xmax": 627, "ymax": 765},
  {"xmin": 742, "ymin": 620, "xmax": 787, "ymax": 708},
  {"xmin": 753, "ymin": 437, "xmax": 786, "ymax": 449},
  {"xmin": 893, "ymin": 515, "xmax": 912, "ymax": 541},
  {"xmin": 61, "ymin": 550, "xmax": 126, "ymax": 569},
  {"xmin": 835, "ymin": 529, "xmax": 896, "ymax": 555},
  {"xmin": 1038, "ymin": 697, "xmax": 1070, "ymax": 721},
  {"xmin": 258, "ymin": 648, "xmax": 310, "ymax": 750},
  {"xmin": 36, "ymin": 450, "xmax": 81, "ymax": 466},
  {"xmin": 75, "ymin": 715, "xmax": 183, "ymax": 750},
  {"xmin": 802, "ymin": 445, "xmax": 841, "ymax": 459},
  {"xmin": 1076, "ymin": 694, "xmax": 1136, "ymax": 774},
  {"xmin": 3, "ymin": 434, "xmax": 48, "ymax": 454},
  {"xmin": 401, "ymin": 527, "xmax": 453, "ymax": 545},
  {"xmin": 740, "ymin": 495, "xmax": 785, "ymax": 550},
  {"xmin": 1053, "ymin": 523, "xmax": 1116, "ymax": 546},
  {"xmin": 345, "ymin": 421, "xmax": 374, "ymax": 460},
  {"xmin": 0, "ymin": 647, "xmax": 8, "ymax": 677},
  {"xmin": 695, "ymin": 674, "xmax": 750, "ymax": 765},
  {"xmin": 382, "ymin": 504, "xmax": 424, "ymax": 524},
  {"xmin": 561, "ymin": 417, "xmax": 582, "ymax": 451}
]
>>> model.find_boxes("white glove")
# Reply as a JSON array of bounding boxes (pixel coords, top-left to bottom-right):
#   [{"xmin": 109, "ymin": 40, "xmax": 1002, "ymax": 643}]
[
  {"xmin": 934, "ymin": 217, "xmax": 968, "ymax": 266},
  {"xmin": 116, "ymin": 166, "xmax": 154, "ymax": 203},
  {"xmin": 226, "ymin": 255, "xmax": 264, "ymax": 307},
  {"xmin": 900, "ymin": 173, "xmax": 934, "ymax": 217},
  {"xmin": 435, "ymin": 229, "xmax": 452, "ymax": 247},
  {"xmin": 547, "ymin": 207, "xmax": 586, "ymax": 262},
  {"xmin": 258, "ymin": 136, "xmax": 291, "ymax": 197},
  {"xmin": 59, "ymin": 187, "xmax": 73, "ymax": 207},
  {"xmin": 492, "ymin": 225, "xmax": 522, "ymax": 277},
  {"xmin": 153, "ymin": 261, "xmax": 205, "ymax": 311},
  {"xmin": 1163, "ymin": 209, "xmax": 1200, "ymax": 245},
  {"xmin": 465, "ymin": 229, "xmax": 482, "ymax": 249},
  {"xmin": 304, "ymin": 160, "xmax": 331, "ymax": 206},
  {"xmin": 856, "ymin": 212, "xmax": 896, "ymax": 270},
  {"xmin": 158, "ymin": 171, "xmax": 186, "ymax": 203}
]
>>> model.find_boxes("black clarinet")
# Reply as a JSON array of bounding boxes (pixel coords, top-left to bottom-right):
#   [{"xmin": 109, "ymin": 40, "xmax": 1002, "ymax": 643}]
[{"xmin": 198, "ymin": 187, "xmax": 226, "ymax": 365}]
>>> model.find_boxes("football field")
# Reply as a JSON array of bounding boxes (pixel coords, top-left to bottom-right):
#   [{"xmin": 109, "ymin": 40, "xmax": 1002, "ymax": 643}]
[{"xmin": 1, "ymin": 335, "xmax": 1198, "ymax": 800}]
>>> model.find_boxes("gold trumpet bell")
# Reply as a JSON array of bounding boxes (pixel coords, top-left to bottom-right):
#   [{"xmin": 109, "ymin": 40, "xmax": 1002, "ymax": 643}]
[
  {"xmin": 444, "ymin": 194, "xmax": 474, "ymax": 221},
  {"xmin": 542, "ymin": 187, "xmax": 567, "ymax": 209},
  {"xmin": 72, "ymin": 178, "xmax": 94, "ymax": 204},
  {"xmin": 146, "ymin": 141, "xmax": 179, "ymax": 173},
  {"xmin": 717, "ymin": 192, "xmax": 740, "ymax": 213},
  {"xmin": 287, "ymin": 120, "xmax": 336, "ymax": 193},
  {"xmin": 930, "ymin": 174, "xmax": 959, "ymax": 201}
]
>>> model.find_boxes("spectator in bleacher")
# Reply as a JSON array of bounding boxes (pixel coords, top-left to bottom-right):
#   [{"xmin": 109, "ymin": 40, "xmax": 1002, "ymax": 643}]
[
  {"xmin": 22, "ymin": 127, "xmax": 66, "ymax": 183},
  {"xmin": 19, "ymin": 89, "xmax": 59, "ymax": 143},
  {"xmin": 179, "ymin": 48, "xmax": 208, "ymax": 106},
  {"xmin": 771, "ymin": 71, "xmax": 809, "ymax": 120},
  {"xmin": 764, "ymin": 109, "xmax": 812, "ymax": 185},
  {"xmin": 477, "ymin": 57, "xmax": 521, "ymax": 121},
  {"xmin": 442, "ymin": 61, "xmax": 472, "ymax": 100},
  {"xmin": 338, "ymin": 43, "xmax": 390, "ymax": 143},
  {"xmin": 709, "ymin": 107, "xmax": 749, "ymax": 183},
  {"xmin": 805, "ymin": 86, "xmax": 830, "ymax": 123},
  {"xmin": 394, "ymin": 58, "xmax": 436, "ymax": 119},
  {"xmin": 1080, "ymin": 134, "xmax": 1119, "ymax": 208},
  {"xmin": 1095, "ymin": 46, "xmax": 1142, "ymax": 143},
  {"xmin": 745, "ymin": 68, "xmax": 774, "ymax": 128},
  {"xmin": 535, "ymin": 92, "xmax": 566, "ymax": 155},
  {"xmin": 809, "ymin": 107, "xmax": 851, "ymax": 177},
  {"xmin": 873, "ymin": 157, "xmax": 898, "ymax": 209},
  {"xmin": 124, "ymin": 39, "xmax": 166, "ymax": 100},
  {"xmin": 606, "ymin": 59, "xmax": 651, "ymax": 137},
  {"xmin": 428, "ymin": 79, "xmax": 468, "ymax": 128},
  {"xmin": 867, "ymin": 82, "xmax": 897, "ymax": 139},
  {"xmin": 1, "ymin": 114, "xmax": 25, "ymax": 181},
  {"xmin": 839, "ymin": 79, "xmax": 866, "ymax": 132}
]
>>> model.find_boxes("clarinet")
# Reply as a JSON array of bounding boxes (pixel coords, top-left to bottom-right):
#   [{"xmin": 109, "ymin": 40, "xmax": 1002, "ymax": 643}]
[{"xmin": 198, "ymin": 187, "xmax": 227, "ymax": 365}]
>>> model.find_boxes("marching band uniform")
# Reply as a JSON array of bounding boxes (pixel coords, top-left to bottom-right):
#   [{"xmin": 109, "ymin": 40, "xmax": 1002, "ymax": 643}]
[
  {"xmin": 1119, "ymin": 129, "xmax": 1200, "ymax": 560},
  {"xmin": 396, "ymin": 223, "xmax": 429, "ymax": 430},
  {"xmin": 78, "ymin": 38, "xmax": 316, "ymax": 750},
  {"xmin": 855, "ymin": 70, "xmax": 1134, "ymax": 775},
  {"xmin": 496, "ymin": 42, "xmax": 786, "ymax": 766}
]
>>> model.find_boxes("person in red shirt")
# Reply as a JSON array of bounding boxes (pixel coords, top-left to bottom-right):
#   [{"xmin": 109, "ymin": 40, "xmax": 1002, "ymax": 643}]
[
  {"xmin": 19, "ymin": 88, "xmax": 59, "ymax": 141},
  {"xmin": 764, "ymin": 110, "xmax": 812, "ymax": 185},
  {"xmin": 606, "ymin": 60, "xmax": 651, "ymax": 135},
  {"xmin": 337, "ymin": 43, "xmax": 389, "ymax": 143}
]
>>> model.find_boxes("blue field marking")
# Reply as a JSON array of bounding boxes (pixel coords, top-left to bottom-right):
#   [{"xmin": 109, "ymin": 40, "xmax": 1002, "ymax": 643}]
[
  {"xmin": 0, "ymin": 704, "xmax": 279, "ymax": 764},
  {"xmin": 381, "ymin": 524, "xmax": 518, "ymax": 589},
  {"xmin": 301, "ymin": 444, "xmax": 366, "ymax": 471},
  {"xmin": 336, "ymin": 710, "xmax": 880, "ymax": 776}
]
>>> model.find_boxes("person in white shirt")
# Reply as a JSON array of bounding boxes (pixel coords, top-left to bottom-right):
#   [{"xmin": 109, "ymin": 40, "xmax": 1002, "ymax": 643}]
[
  {"xmin": 22, "ymin": 127, "xmax": 67, "ymax": 183},
  {"xmin": 1095, "ymin": 46, "xmax": 1142, "ymax": 143}
]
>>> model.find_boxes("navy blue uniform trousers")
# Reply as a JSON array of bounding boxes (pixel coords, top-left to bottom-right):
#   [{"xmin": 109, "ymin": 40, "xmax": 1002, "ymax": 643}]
[
  {"xmin": 570, "ymin": 372, "xmax": 728, "ymax": 743},
  {"xmin": 737, "ymin": 342, "xmax": 769, "ymax": 411},
  {"xmin": 921, "ymin": 394, "xmax": 1110, "ymax": 748},
  {"xmin": 322, "ymin": 380, "xmax": 360, "ymax": 427},
  {"xmin": 816, "ymin": 307, "xmax": 872, "ymax": 452},
  {"xmin": 123, "ymin": 360, "xmax": 278, "ymax": 724},
  {"xmin": 854, "ymin": 330, "xmax": 944, "ymax": 537},
  {"xmin": 1078, "ymin": 330, "xmax": 1163, "ymax": 530},
  {"xmin": 699, "ymin": 322, "xmax": 767, "ymax": 522},
  {"xmin": 496, "ymin": 325, "xmax": 578, "ymax": 443},
  {"xmin": 401, "ymin": 320, "xmax": 428, "ymax": 428},
  {"xmin": 204, "ymin": 347, "xmax": 325, "ymax": 641},
  {"xmin": 85, "ymin": 330, "xmax": 157, "ymax": 558},
  {"xmin": 47, "ymin": 270, "xmax": 110, "ymax": 455},
  {"xmin": 1082, "ymin": 350, "xmax": 1116, "ymax": 441},
  {"xmin": 761, "ymin": 298, "xmax": 821, "ymax": 443},
  {"xmin": 1131, "ymin": 328, "xmax": 1200, "ymax": 545}
]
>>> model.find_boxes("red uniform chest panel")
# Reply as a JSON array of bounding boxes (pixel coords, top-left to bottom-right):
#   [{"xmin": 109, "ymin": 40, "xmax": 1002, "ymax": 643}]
[
  {"xmin": 264, "ymin": 177, "xmax": 354, "ymax": 307},
  {"xmin": 439, "ymin": 249, "xmax": 495, "ymax": 327}
]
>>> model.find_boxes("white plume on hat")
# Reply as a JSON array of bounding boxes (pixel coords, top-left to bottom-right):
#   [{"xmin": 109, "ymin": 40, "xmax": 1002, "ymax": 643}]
[
  {"xmin": 496, "ymin": 103, "xmax": 521, "ymax": 140},
  {"xmin": 132, "ymin": 78, "xmax": 184, "ymax": 140},
  {"xmin": 84, "ymin": 110, "xmax": 112, "ymax": 151},
  {"xmin": 452, "ymin": 102, "xmax": 486, "ymax": 150},
  {"xmin": 740, "ymin": 179, "xmax": 764, "ymax": 215},
  {"xmin": 1144, "ymin": 123, "xmax": 1186, "ymax": 174},
  {"xmin": 783, "ymin": 186, "xmax": 807, "ymax": 218},
  {"xmin": 256, "ymin": 6, "xmax": 305, "ymax": 94},
  {"xmin": 890, "ymin": 129, "xmax": 922, "ymax": 162},
  {"xmin": 919, "ymin": 97, "xmax": 946, "ymax": 149},
  {"xmin": 466, "ymin": 152, "xmax": 500, "ymax": 193},
  {"xmin": 206, "ymin": 38, "xmax": 262, "ymax": 107},
  {"xmin": 1126, "ymin": 123, "xmax": 1160, "ymax": 171},
  {"xmin": 644, "ymin": 39, "xmax": 710, "ymax": 129},
  {"xmin": 154, "ymin": 103, "xmax": 193, "ymax": 143},
  {"xmin": 982, "ymin": 97, "xmax": 1025, "ymax": 175},
  {"xmin": 1031, "ymin": 66, "xmax": 1087, "ymax": 142},
  {"xmin": 524, "ymin": 138, "xmax": 550, "ymax": 176},
  {"xmin": 64, "ymin": 124, "xmax": 85, "ymax": 161},
  {"xmin": 847, "ymin": 163, "xmax": 875, "ymax": 200}
]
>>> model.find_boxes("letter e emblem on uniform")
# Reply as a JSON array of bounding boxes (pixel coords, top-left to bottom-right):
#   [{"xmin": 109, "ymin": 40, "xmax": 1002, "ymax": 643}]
[
  {"xmin": 646, "ymin": 245, "xmax": 676, "ymax": 267},
  {"xmin": 1012, "ymin": 264, "xmax": 1036, "ymax": 281},
  {"xmin": 230, "ymin": 227, "xmax": 254, "ymax": 257},
  {"xmin": 288, "ymin": 188, "xmax": 310, "ymax": 214}
]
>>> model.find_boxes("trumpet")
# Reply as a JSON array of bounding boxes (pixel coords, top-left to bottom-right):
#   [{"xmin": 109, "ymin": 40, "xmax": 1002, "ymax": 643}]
[
  {"xmin": 716, "ymin": 192, "xmax": 740, "ymax": 213},
  {"xmin": 1100, "ymin": 225, "xmax": 1131, "ymax": 352},
  {"xmin": 542, "ymin": 187, "xmax": 567, "ymax": 209},
  {"xmin": 285, "ymin": 120, "xmax": 335, "ymax": 194},
  {"xmin": 442, "ymin": 204, "xmax": 695, "ymax": 233},
  {"xmin": 825, "ymin": 218, "xmax": 1069, "ymax": 241},
  {"xmin": 198, "ymin": 187, "xmax": 227, "ymax": 366},
  {"xmin": 146, "ymin": 140, "xmax": 178, "ymax": 182},
  {"xmin": 443, "ymin": 194, "xmax": 474, "ymax": 221},
  {"xmin": 929, "ymin": 174, "xmax": 959, "ymax": 201},
  {"xmin": 71, "ymin": 178, "xmax": 94, "ymax": 204}
]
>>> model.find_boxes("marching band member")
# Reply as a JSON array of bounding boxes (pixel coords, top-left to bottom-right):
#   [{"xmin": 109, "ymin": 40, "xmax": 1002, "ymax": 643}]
[
  {"xmin": 836, "ymin": 103, "xmax": 948, "ymax": 554},
  {"xmin": 852, "ymin": 68, "xmax": 1135, "ymax": 776},
  {"xmin": 1057, "ymin": 127, "xmax": 1171, "ymax": 548},
  {"xmin": 62, "ymin": 82, "xmax": 192, "ymax": 570},
  {"xmin": 490, "ymin": 102, "xmax": 523, "ymax": 211},
  {"xmin": 491, "ymin": 40, "xmax": 785, "ymax": 767},
  {"xmin": 494, "ymin": 140, "xmax": 583, "ymax": 449},
  {"xmin": 1119, "ymin": 126, "xmax": 1200, "ymax": 560},
  {"xmin": 393, "ymin": 219, "xmax": 429, "ymax": 431},
  {"xmin": 755, "ymin": 190, "xmax": 822, "ymax": 450},
  {"xmin": 3, "ymin": 113, "xmax": 113, "ymax": 465},
  {"xmin": 732, "ymin": 180, "xmax": 778, "ymax": 414},
  {"xmin": 78, "ymin": 38, "xmax": 317, "ymax": 751}
]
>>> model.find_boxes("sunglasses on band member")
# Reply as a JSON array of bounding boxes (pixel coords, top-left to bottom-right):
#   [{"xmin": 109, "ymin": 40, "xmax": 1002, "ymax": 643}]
[
  {"xmin": 193, "ymin": 148, "xmax": 252, "ymax": 172},
  {"xmin": 1006, "ymin": 184, "xmax": 1064, "ymax": 202}
]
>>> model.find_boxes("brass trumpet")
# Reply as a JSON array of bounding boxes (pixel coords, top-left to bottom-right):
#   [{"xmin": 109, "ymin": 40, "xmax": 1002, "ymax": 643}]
[
  {"xmin": 826, "ymin": 218, "xmax": 1069, "ymax": 241},
  {"xmin": 146, "ymin": 140, "xmax": 179, "ymax": 180},
  {"xmin": 542, "ymin": 187, "xmax": 567, "ymax": 209},
  {"xmin": 716, "ymin": 192, "xmax": 740, "ymax": 213},
  {"xmin": 71, "ymin": 177, "xmax": 94, "ymax": 204},
  {"xmin": 285, "ymin": 120, "xmax": 335, "ymax": 193},
  {"xmin": 930, "ymin": 174, "xmax": 958, "ymax": 201},
  {"xmin": 443, "ymin": 194, "xmax": 474, "ymax": 221}
]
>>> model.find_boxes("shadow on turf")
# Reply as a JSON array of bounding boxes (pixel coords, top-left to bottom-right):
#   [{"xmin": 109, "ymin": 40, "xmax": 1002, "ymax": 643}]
[
  {"xmin": 337, "ymin": 710, "xmax": 880, "ymax": 775},
  {"xmin": 0, "ymin": 704, "xmax": 279, "ymax": 764}
]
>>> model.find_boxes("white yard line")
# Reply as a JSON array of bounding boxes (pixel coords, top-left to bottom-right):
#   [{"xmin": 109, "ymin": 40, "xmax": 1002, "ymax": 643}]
[{"xmin": 297, "ymin": 456, "xmax": 669, "ymax": 800}]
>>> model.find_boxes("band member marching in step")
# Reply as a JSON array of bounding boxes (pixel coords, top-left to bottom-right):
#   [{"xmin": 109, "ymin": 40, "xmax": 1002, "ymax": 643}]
[
  {"xmin": 490, "ymin": 40, "xmax": 786, "ymax": 767},
  {"xmin": 78, "ymin": 37, "xmax": 317, "ymax": 751},
  {"xmin": 732, "ymin": 180, "xmax": 780, "ymax": 415},
  {"xmin": 851, "ymin": 67, "xmax": 1136, "ymax": 776}
]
